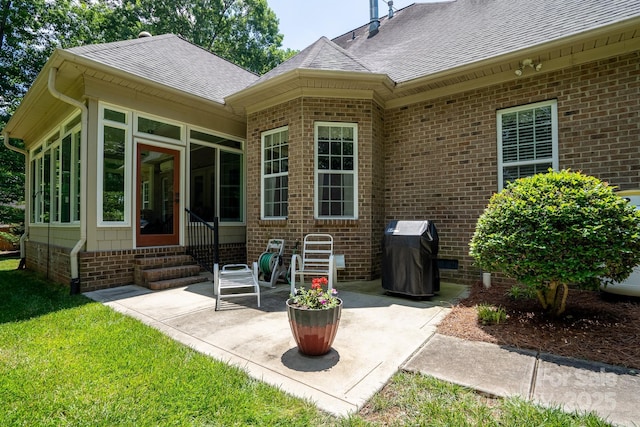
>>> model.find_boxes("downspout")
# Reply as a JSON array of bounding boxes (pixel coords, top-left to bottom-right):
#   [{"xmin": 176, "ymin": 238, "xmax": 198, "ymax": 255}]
[
  {"xmin": 48, "ymin": 67, "xmax": 88, "ymax": 294},
  {"xmin": 2, "ymin": 130, "xmax": 28, "ymax": 268}
]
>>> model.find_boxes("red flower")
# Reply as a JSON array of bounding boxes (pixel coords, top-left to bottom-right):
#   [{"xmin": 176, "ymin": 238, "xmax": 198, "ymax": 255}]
[{"xmin": 311, "ymin": 277, "xmax": 328, "ymax": 289}]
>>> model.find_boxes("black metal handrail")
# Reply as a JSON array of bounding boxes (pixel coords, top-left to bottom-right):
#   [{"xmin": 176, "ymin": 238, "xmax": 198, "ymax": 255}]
[{"xmin": 185, "ymin": 208, "xmax": 219, "ymax": 275}]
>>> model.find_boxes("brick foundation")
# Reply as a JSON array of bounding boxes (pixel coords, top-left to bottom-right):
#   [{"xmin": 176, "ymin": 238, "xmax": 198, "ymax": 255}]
[{"xmin": 25, "ymin": 240, "xmax": 246, "ymax": 292}]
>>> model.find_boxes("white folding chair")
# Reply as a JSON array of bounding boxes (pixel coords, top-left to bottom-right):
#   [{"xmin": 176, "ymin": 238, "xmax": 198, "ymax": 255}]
[
  {"xmin": 214, "ymin": 262, "xmax": 260, "ymax": 310},
  {"xmin": 290, "ymin": 234, "xmax": 336, "ymax": 295}
]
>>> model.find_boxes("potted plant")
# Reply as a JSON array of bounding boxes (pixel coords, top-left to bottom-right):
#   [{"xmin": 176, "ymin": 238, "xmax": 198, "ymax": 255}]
[{"xmin": 286, "ymin": 277, "xmax": 342, "ymax": 356}]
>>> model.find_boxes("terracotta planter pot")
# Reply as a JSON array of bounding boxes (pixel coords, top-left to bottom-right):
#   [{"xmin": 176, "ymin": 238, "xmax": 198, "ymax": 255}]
[{"xmin": 286, "ymin": 298, "xmax": 342, "ymax": 356}]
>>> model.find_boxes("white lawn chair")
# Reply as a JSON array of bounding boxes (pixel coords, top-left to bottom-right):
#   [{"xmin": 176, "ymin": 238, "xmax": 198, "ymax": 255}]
[
  {"xmin": 214, "ymin": 262, "xmax": 260, "ymax": 310},
  {"xmin": 290, "ymin": 233, "xmax": 336, "ymax": 295}
]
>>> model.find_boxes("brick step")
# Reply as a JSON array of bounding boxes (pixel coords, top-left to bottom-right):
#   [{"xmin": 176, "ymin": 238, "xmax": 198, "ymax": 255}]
[
  {"xmin": 141, "ymin": 264, "xmax": 201, "ymax": 284},
  {"xmin": 134, "ymin": 254, "xmax": 194, "ymax": 270},
  {"xmin": 147, "ymin": 275, "xmax": 207, "ymax": 291}
]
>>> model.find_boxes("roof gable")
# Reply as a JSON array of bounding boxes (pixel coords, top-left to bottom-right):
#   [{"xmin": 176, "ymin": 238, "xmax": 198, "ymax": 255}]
[
  {"xmin": 65, "ymin": 34, "xmax": 258, "ymax": 104},
  {"xmin": 255, "ymin": 36, "xmax": 374, "ymax": 84}
]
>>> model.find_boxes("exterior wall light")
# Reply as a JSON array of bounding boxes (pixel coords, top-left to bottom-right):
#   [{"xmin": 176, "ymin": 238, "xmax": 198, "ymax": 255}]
[{"xmin": 515, "ymin": 58, "xmax": 542, "ymax": 76}]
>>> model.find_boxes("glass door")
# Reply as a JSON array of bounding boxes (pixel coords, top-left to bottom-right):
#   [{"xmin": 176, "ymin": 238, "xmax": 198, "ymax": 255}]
[{"xmin": 136, "ymin": 143, "xmax": 180, "ymax": 246}]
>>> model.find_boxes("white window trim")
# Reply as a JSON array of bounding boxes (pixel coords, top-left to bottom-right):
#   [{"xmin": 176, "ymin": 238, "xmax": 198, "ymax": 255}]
[
  {"xmin": 189, "ymin": 124, "xmax": 245, "ymax": 152},
  {"xmin": 497, "ymin": 99, "xmax": 559, "ymax": 191},
  {"xmin": 97, "ymin": 103, "xmax": 132, "ymax": 227},
  {"xmin": 187, "ymin": 125, "xmax": 246, "ymax": 226},
  {"xmin": 314, "ymin": 121, "xmax": 359, "ymax": 220},
  {"xmin": 260, "ymin": 126, "xmax": 288, "ymax": 220},
  {"xmin": 134, "ymin": 111, "xmax": 185, "ymax": 145},
  {"xmin": 28, "ymin": 112, "xmax": 82, "ymax": 226}
]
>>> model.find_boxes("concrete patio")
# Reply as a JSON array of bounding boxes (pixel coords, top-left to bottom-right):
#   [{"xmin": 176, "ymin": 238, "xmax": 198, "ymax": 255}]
[
  {"xmin": 85, "ymin": 278, "xmax": 640, "ymax": 425},
  {"xmin": 85, "ymin": 278, "xmax": 467, "ymax": 416}
]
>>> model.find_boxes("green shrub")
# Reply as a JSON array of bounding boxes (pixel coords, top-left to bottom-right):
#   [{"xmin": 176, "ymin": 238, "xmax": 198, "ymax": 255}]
[
  {"xmin": 0, "ymin": 231, "xmax": 19, "ymax": 245},
  {"xmin": 470, "ymin": 169, "xmax": 640, "ymax": 316},
  {"xmin": 0, "ymin": 204, "xmax": 24, "ymax": 225},
  {"xmin": 506, "ymin": 284, "xmax": 537, "ymax": 301},
  {"xmin": 476, "ymin": 304, "xmax": 507, "ymax": 325}
]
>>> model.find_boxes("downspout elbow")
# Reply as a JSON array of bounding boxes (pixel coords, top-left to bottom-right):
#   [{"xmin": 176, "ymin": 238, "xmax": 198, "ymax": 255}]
[
  {"xmin": 48, "ymin": 68, "xmax": 88, "ymax": 293},
  {"xmin": 3, "ymin": 130, "xmax": 27, "ymax": 156}
]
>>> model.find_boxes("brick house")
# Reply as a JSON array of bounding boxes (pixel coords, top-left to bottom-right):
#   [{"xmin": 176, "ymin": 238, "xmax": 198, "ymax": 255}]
[{"xmin": 3, "ymin": 1, "xmax": 640, "ymax": 291}]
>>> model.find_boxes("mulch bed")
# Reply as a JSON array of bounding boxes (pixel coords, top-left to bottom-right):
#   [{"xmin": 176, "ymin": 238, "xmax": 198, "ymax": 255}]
[{"xmin": 437, "ymin": 281, "xmax": 640, "ymax": 370}]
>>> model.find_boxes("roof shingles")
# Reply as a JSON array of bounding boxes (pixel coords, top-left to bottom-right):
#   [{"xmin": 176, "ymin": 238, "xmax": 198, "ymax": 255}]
[
  {"xmin": 66, "ymin": 34, "xmax": 258, "ymax": 104},
  {"xmin": 327, "ymin": 0, "xmax": 640, "ymax": 84},
  {"xmin": 255, "ymin": 36, "xmax": 375, "ymax": 84},
  {"xmin": 64, "ymin": 1, "xmax": 640, "ymax": 96}
]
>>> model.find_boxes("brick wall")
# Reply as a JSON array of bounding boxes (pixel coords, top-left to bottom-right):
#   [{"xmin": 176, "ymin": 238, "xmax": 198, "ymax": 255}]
[
  {"xmin": 78, "ymin": 246, "xmax": 187, "ymax": 292},
  {"xmin": 384, "ymin": 52, "xmax": 640, "ymax": 285},
  {"xmin": 246, "ymin": 53, "xmax": 638, "ymax": 286},
  {"xmin": 26, "ymin": 241, "xmax": 245, "ymax": 292},
  {"xmin": 246, "ymin": 97, "xmax": 385, "ymax": 281}
]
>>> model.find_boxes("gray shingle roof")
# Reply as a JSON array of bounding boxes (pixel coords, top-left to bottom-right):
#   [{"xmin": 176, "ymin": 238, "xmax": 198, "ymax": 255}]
[
  {"xmin": 254, "ymin": 36, "xmax": 375, "ymax": 84},
  {"xmin": 264, "ymin": 0, "xmax": 640, "ymax": 84},
  {"xmin": 65, "ymin": 34, "xmax": 258, "ymax": 104}
]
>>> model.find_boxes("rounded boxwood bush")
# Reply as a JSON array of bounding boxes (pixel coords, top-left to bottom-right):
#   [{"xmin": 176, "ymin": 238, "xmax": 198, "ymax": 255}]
[{"xmin": 469, "ymin": 169, "xmax": 640, "ymax": 316}]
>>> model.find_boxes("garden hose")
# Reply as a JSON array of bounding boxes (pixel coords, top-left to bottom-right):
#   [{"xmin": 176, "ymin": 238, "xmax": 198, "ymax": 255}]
[{"xmin": 258, "ymin": 251, "xmax": 282, "ymax": 278}]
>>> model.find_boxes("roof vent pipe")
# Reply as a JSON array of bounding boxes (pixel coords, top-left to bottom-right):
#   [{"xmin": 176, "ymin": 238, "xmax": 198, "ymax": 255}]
[
  {"xmin": 369, "ymin": 0, "xmax": 379, "ymax": 35},
  {"xmin": 388, "ymin": 1, "xmax": 394, "ymax": 18}
]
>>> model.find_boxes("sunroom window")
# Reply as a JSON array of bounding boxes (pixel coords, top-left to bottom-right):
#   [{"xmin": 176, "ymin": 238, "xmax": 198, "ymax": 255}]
[
  {"xmin": 102, "ymin": 125, "xmax": 128, "ymax": 222},
  {"xmin": 315, "ymin": 122, "xmax": 358, "ymax": 219},
  {"xmin": 98, "ymin": 106, "xmax": 131, "ymax": 225},
  {"xmin": 497, "ymin": 100, "xmax": 558, "ymax": 190},
  {"xmin": 189, "ymin": 129, "xmax": 244, "ymax": 223},
  {"xmin": 30, "ymin": 115, "xmax": 81, "ymax": 224}
]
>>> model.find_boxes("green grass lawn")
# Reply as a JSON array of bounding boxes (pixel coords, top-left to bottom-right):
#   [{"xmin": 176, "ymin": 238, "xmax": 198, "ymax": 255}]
[{"xmin": 0, "ymin": 258, "xmax": 610, "ymax": 426}]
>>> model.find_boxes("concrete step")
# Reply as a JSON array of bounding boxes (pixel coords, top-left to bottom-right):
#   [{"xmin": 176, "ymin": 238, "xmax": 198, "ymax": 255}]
[{"xmin": 147, "ymin": 275, "xmax": 208, "ymax": 291}]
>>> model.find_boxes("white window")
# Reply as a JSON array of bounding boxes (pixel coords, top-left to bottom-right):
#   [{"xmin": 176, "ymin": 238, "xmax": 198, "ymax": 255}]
[
  {"xmin": 136, "ymin": 114, "xmax": 183, "ymax": 142},
  {"xmin": 29, "ymin": 114, "xmax": 81, "ymax": 224},
  {"xmin": 261, "ymin": 127, "xmax": 288, "ymax": 219},
  {"xmin": 497, "ymin": 100, "xmax": 558, "ymax": 190},
  {"xmin": 98, "ymin": 105, "xmax": 131, "ymax": 225},
  {"xmin": 314, "ymin": 122, "xmax": 358, "ymax": 219},
  {"xmin": 189, "ymin": 129, "xmax": 244, "ymax": 224}
]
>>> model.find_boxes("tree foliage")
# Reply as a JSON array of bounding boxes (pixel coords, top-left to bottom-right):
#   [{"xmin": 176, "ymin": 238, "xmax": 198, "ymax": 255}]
[
  {"xmin": 469, "ymin": 169, "xmax": 640, "ymax": 316},
  {"xmin": 105, "ymin": 0, "xmax": 295, "ymax": 74},
  {"xmin": 0, "ymin": 0, "xmax": 294, "ymax": 223},
  {"xmin": 1, "ymin": 0, "xmax": 291, "ymax": 115}
]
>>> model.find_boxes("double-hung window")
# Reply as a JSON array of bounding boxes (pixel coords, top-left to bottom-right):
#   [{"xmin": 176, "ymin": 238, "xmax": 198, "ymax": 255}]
[
  {"xmin": 261, "ymin": 127, "xmax": 288, "ymax": 219},
  {"xmin": 497, "ymin": 100, "xmax": 558, "ymax": 190},
  {"xmin": 315, "ymin": 122, "xmax": 358, "ymax": 219}
]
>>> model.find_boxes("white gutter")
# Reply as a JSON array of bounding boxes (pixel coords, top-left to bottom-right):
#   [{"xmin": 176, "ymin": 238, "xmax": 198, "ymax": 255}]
[
  {"xmin": 47, "ymin": 68, "xmax": 88, "ymax": 293},
  {"xmin": 2, "ymin": 130, "xmax": 28, "ymax": 263}
]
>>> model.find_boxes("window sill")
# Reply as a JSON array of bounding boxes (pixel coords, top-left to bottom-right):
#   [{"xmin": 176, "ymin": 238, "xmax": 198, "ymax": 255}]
[
  {"xmin": 314, "ymin": 219, "xmax": 359, "ymax": 226},
  {"xmin": 257, "ymin": 219, "xmax": 288, "ymax": 227}
]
